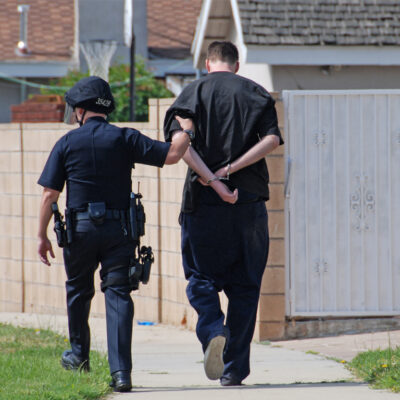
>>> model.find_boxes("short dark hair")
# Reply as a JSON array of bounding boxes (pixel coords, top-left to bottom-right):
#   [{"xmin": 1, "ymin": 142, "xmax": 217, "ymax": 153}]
[{"xmin": 207, "ymin": 41, "xmax": 239, "ymax": 65}]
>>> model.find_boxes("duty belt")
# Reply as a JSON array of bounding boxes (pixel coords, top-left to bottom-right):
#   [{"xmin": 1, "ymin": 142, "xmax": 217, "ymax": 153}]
[{"xmin": 74, "ymin": 209, "xmax": 127, "ymax": 221}]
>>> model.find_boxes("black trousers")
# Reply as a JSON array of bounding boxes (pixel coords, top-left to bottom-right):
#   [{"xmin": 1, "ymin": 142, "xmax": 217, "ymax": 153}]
[
  {"xmin": 181, "ymin": 187, "xmax": 269, "ymax": 382},
  {"xmin": 63, "ymin": 218, "xmax": 134, "ymax": 374}
]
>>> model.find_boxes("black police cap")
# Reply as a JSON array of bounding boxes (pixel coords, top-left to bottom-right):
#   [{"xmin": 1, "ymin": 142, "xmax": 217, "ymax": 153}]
[{"xmin": 64, "ymin": 76, "xmax": 115, "ymax": 114}]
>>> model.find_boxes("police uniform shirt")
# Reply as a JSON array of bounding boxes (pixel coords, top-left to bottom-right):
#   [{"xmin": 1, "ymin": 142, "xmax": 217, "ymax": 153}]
[
  {"xmin": 163, "ymin": 71, "xmax": 284, "ymax": 212},
  {"xmin": 38, "ymin": 116, "xmax": 170, "ymax": 210}
]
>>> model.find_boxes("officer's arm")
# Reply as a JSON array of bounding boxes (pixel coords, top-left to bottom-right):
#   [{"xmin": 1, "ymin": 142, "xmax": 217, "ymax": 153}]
[
  {"xmin": 164, "ymin": 130, "xmax": 191, "ymax": 164},
  {"xmin": 215, "ymin": 135, "xmax": 280, "ymax": 178},
  {"xmin": 38, "ymin": 187, "xmax": 60, "ymax": 266}
]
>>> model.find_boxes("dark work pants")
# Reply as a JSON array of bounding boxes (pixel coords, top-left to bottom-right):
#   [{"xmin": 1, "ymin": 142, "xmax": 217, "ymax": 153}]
[
  {"xmin": 181, "ymin": 188, "xmax": 269, "ymax": 382},
  {"xmin": 63, "ymin": 218, "xmax": 134, "ymax": 374}
]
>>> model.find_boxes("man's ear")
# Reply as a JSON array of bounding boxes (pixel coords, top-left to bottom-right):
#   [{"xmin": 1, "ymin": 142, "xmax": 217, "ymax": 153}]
[
  {"xmin": 74, "ymin": 107, "xmax": 83, "ymax": 118},
  {"xmin": 205, "ymin": 58, "xmax": 211, "ymax": 72},
  {"xmin": 234, "ymin": 61, "xmax": 239, "ymax": 73}
]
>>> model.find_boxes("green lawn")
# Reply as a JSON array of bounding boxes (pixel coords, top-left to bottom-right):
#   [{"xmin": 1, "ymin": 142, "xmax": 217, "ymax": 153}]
[
  {"xmin": 349, "ymin": 346, "xmax": 400, "ymax": 392},
  {"xmin": 0, "ymin": 323, "xmax": 112, "ymax": 400}
]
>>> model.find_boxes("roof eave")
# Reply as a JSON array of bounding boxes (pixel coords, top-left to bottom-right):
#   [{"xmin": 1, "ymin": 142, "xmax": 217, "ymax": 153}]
[
  {"xmin": 191, "ymin": 0, "xmax": 213, "ymax": 69},
  {"xmin": 192, "ymin": 0, "xmax": 249, "ymax": 69},
  {"xmin": 0, "ymin": 59, "xmax": 79, "ymax": 78},
  {"xmin": 230, "ymin": 0, "xmax": 247, "ymax": 62},
  {"xmin": 246, "ymin": 45, "xmax": 400, "ymax": 66}
]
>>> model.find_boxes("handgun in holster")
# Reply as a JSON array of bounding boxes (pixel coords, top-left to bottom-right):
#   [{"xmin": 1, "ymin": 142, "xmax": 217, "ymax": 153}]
[{"xmin": 51, "ymin": 203, "xmax": 67, "ymax": 248}]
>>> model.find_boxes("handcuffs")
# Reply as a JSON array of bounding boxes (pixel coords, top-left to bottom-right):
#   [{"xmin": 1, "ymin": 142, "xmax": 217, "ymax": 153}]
[{"xmin": 206, "ymin": 163, "xmax": 231, "ymax": 185}]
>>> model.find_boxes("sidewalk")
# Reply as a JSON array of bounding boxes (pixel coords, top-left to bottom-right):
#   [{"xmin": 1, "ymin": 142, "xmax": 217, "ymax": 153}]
[
  {"xmin": 1, "ymin": 312, "xmax": 399, "ymax": 400},
  {"xmin": 275, "ymin": 330, "xmax": 400, "ymax": 362}
]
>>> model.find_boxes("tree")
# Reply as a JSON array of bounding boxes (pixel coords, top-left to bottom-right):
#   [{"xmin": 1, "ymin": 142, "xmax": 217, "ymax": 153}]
[{"xmin": 41, "ymin": 60, "xmax": 173, "ymax": 122}]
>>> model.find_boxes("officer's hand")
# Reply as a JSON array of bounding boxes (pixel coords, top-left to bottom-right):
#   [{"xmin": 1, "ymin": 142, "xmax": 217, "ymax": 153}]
[
  {"xmin": 38, "ymin": 237, "xmax": 55, "ymax": 266},
  {"xmin": 210, "ymin": 180, "xmax": 238, "ymax": 204},
  {"xmin": 175, "ymin": 115, "xmax": 194, "ymax": 131}
]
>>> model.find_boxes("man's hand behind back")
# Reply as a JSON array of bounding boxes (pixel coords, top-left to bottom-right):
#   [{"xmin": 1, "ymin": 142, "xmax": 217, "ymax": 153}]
[
  {"xmin": 209, "ymin": 180, "xmax": 238, "ymax": 204},
  {"xmin": 175, "ymin": 115, "xmax": 238, "ymax": 204}
]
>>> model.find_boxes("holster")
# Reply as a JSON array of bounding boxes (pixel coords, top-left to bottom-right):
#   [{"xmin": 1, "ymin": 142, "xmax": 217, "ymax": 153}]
[
  {"xmin": 52, "ymin": 202, "xmax": 67, "ymax": 248},
  {"xmin": 100, "ymin": 247, "xmax": 154, "ymax": 293},
  {"xmin": 65, "ymin": 209, "xmax": 73, "ymax": 244},
  {"xmin": 99, "ymin": 192, "xmax": 154, "ymax": 292}
]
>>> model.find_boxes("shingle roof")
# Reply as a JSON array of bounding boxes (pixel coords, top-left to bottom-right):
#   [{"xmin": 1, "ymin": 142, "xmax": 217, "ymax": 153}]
[
  {"xmin": 0, "ymin": 0, "xmax": 75, "ymax": 62},
  {"xmin": 238, "ymin": 0, "xmax": 400, "ymax": 46},
  {"xmin": 148, "ymin": 0, "xmax": 202, "ymax": 59}
]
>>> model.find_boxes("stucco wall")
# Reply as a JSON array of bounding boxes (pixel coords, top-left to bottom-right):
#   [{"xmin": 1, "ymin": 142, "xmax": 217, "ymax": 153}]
[
  {"xmin": 239, "ymin": 65, "xmax": 400, "ymax": 92},
  {"xmin": 238, "ymin": 63, "xmax": 275, "ymax": 92}
]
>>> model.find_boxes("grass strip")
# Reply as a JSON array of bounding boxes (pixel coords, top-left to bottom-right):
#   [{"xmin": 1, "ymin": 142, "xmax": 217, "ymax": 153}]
[
  {"xmin": 0, "ymin": 323, "xmax": 112, "ymax": 400},
  {"xmin": 348, "ymin": 346, "xmax": 400, "ymax": 392}
]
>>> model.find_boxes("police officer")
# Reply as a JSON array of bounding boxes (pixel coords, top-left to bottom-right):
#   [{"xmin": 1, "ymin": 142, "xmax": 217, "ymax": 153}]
[
  {"xmin": 164, "ymin": 41, "xmax": 284, "ymax": 386},
  {"xmin": 37, "ymin": 76, "xmax": 191, "ymax": 392}
]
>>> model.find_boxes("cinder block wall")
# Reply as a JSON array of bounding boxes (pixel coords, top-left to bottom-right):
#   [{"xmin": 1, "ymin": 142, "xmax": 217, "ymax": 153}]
[
  {"xmin": 0, "ymin": 123, "xmax": 24, "ymax": 312},
  {"xmin": 0, "ymin": 122, "xmax": 68, "ymax": 315},
  {"xmin": 255, "ymin": 93, "xmax": 285, "ymax": 341},
  {"xmin": 0, "ymin": 96, "xmax": 285, "ymax": 340}
]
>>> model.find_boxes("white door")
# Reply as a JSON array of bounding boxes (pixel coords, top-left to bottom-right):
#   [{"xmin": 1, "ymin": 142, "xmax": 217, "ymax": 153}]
[{"xmin": 284, "ymin": 90, "xmax": 400, "ymax": 317}]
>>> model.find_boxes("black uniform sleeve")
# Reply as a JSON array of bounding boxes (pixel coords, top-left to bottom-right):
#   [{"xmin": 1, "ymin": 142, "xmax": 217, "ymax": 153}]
[
  {"xmin": 255, "ymin": 96, "xmax": 284, "ymax": 145},
  {"xmin": 37, "ymin": 139, "xmax": 66, "ymax": 192},
  {"xmin": 126, "ymin": 128, "xmax": 171, "ymax": 167}
]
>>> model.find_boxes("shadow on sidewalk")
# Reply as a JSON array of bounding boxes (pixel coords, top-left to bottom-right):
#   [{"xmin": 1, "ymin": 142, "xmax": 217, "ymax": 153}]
[{"xmin": 130, "ymin": 381, "xmax": 366, "ymax": 393}]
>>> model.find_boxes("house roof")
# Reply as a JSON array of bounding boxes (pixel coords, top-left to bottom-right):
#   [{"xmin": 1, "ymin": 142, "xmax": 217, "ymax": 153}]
[
  {"xmin": 238, "ymin": 0, "xmax": 400, "ymax": 46},
  {"xmin": 0, "ymin": 0, "xmax": 76, "ymax": 63},
  {"xmin": 191, "ymin": 0, "xmax": 400, "ymax": 67},
  {"xmin": 147, "ymin": 0, "xmax": 202, "ymax": 59}
]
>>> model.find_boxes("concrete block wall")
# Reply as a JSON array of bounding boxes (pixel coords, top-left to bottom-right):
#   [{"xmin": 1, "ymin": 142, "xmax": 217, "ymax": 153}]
[
  {"xmin": 0, "ymin": 122, "xmax": 68, "ymax": 315},
  {"xmin": 0, "ymin": 123, "xmax": 24, "ymax": 312},
  {"xmin": 156, "ymin": 99, "xmax": 198, "ymax": 330},
  {"xmin": 0, "ymin": 96, "xmax": 286, "ymax": 341},
  {"xmin": 255, "ymin": 93, "xmax": 285, "ymax": 341}
]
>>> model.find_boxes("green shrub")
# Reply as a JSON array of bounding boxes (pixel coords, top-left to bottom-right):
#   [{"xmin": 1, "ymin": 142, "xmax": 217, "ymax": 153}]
[{"xmin": 41, "ymin": 60, "xmax": 173, "ymax": 122}]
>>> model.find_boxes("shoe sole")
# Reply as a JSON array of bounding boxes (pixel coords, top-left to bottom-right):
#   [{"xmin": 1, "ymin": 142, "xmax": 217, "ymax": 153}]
[
  {"xmin": 110, "ymin": 380, "xmax": 132, "ymax": 392},
  {"xmin": 220, "ymin": 379, "xmax": 242, "ymax": 386},
  {"xmin": 61, "ymin": 358, "xmax": 90, "ymax": 372},
  {"xmin": 204, "ymin": 335, "xmax": 226, "ymax": 380},
  {"xmin": 113, "ymin": 384, "xmax": 132, "ymax": 392}
]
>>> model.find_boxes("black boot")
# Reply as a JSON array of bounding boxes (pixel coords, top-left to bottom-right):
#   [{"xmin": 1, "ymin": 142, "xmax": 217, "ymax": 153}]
[
  {"xmin": 61, "ymin": 350, "xmax": 90, "ymax": 372},
  {"xmin": 220, "ymin": 374, "xmax": 242, "ymax": 386},
  {"xmin": 109, "ymin": 370, "xmax": 132, "ymax": 392}
]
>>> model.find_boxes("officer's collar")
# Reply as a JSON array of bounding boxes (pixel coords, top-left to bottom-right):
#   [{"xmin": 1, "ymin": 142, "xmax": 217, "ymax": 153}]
[{"xmin": 85, "ymin": 116, "xmax": 108, "ymax": 124}]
